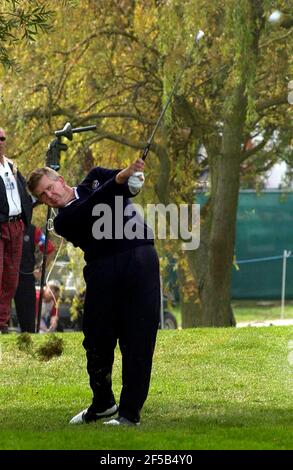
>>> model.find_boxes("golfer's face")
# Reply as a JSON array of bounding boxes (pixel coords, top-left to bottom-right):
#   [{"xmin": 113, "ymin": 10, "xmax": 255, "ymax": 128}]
[{"xmin": 35, "ymin": 175, "xmax": 67, "ymax": 208}]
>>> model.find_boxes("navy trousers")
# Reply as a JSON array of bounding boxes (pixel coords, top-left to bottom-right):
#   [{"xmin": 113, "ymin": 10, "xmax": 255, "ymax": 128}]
[
  {"xmin": 14, "ymin": 273, "xmax": 36, "ymax": 333},
  {"xmin": 82, "ymin": 244, "xmax": 160, "ymax": 423}
]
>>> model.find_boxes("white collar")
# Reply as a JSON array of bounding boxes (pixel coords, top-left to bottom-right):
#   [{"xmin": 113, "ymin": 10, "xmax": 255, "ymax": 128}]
[{"xmin": 64, "ymin": 187, "xmax": 79, "ymax": 207}]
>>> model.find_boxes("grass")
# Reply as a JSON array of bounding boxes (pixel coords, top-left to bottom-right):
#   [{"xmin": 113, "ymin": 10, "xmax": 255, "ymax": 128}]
[
  {"xmin": 233, "ymin": 300, "xmax": 293, "ymax": 323},
  {"xmin": 171, "ymin": 301, "xmax": 293, "ymax": 327},
  {"xmin": 0, "ymin": 328, "xmax": 293, "ymax": 450}
]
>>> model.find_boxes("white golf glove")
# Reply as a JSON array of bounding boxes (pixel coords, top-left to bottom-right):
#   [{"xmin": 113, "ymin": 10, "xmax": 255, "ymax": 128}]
[{"xmin": 128, "ymin": 171, "xmax": 145, "ymax": 195}]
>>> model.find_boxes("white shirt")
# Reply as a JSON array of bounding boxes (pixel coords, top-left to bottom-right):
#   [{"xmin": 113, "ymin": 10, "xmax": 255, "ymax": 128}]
[
  {"xmin": 0, "ymin": 156, "xmax": 22, "ymax": 216},
  {"xmin": 64, "ymin": 187, "xmax": 79, "ymax": 207}
]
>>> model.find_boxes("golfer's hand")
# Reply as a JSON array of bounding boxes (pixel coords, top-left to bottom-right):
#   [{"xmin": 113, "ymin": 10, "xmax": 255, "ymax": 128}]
[
  {"xmin": 115, "ymin": 158, "xmax": 145, "ymax": 184},
  {"xmin": 128, "ymin": 171, "xmax": 145, "ymax": 195}
]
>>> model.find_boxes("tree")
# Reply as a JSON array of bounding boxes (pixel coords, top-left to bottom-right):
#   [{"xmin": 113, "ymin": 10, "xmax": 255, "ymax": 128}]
[
  {"xmin": 192, "ymin": 0, "xmax": 291, "ymax": 326},
  {"xmin": 1, "ymin": 0, "xmax": 292, "ymax": 326},
  {"xmin": 0, "ymin": 0, "xmax": 54, "ymax": 68}
]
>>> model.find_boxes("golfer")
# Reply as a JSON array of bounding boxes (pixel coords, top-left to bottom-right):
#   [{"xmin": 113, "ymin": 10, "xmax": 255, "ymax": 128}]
[{"xmin": 28, "ymin": 158, "xmax": 160, "ymax": 426}]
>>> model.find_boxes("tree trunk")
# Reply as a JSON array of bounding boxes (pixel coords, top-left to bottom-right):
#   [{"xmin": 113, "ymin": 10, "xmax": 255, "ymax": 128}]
[
  {"xmin": 177, "ymin": 257, "xmax": 202, "ymax": 328},
  {"xmin": 197, "ymin": 86, "xmax": 246, "ymax": 326},
  {"xmin": 199, "ymin": 152, "xmax": 239, "ymax": 326}
]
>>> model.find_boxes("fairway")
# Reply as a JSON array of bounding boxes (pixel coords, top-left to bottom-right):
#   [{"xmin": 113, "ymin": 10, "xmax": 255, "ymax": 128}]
[{"xmin": 0, "ymin": 327, "xmax": 292, "ymax": 450}]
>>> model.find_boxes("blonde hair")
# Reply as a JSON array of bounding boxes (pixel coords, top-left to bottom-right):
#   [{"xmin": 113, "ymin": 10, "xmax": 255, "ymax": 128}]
[{"xmin": 27, "ymin": 167, "xmax": 60, "ymax": 195}]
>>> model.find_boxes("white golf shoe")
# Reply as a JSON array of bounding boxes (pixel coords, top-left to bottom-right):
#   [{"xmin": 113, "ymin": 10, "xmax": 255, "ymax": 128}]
[{"xmin": 69, "ymin": 404, "xmax": 118, "ymax": 424}]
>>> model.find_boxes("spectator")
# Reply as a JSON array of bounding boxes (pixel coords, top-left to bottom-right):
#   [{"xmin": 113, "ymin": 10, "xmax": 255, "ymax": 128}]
[
  {"xmin": 14, "ymin": 223, "xmax": 55, "ymax": 333},
  {"xmin": 0, "ymin": 127, "xmax": 33, "ymax": 334},
  {"xmin": 36, "ymin": 280, "xmax": 60, "ymax": 333}
]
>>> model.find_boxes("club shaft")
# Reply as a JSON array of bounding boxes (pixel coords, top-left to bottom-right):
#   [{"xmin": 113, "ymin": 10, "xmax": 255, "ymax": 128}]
[
  {"xmin": 142, "ymin": 39, "xmax": 198, "ymax": 160},
  {"xmin": 72, "ymin": 125, "xmax": 97, "ymax": 134},
  {"xmin": 148, "ymin": 62, "xmax": 191, "ymax": 144}
]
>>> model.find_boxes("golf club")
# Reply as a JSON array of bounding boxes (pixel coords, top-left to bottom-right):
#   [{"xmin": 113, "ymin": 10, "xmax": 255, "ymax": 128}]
[
  {"xmin": 45, "ymin": 123, "xmax": 97, "ymax": 171},
  {"xmin": 37, "ymin": 123, "xmax": 97, "ymax": 332},
  {"xmin": 141, "ymin": 30, "xmax": 205, "ymax": 161}
]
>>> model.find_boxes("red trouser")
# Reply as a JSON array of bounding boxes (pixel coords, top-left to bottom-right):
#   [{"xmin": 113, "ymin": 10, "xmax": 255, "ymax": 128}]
[{"xmin": 0, "ymin": 220, "xmax": 24, "ymax": 329}]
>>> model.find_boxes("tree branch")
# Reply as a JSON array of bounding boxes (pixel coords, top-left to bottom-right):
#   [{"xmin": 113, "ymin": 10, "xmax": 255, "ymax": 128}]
[
  {"xmin": 240, "ymin": 139, "xmax": 269, "ymax": 162},
  {"xmin": 53, "ymin": 33, "xmax": 97, "ymax": 55},
  {"xmin": 256, "ymin": 94, "xmax": 288, "ymax": 113},
  {"xmin": 11, "ymin": 131, "xmax": 48, "ymax": 161},
  {"xmin": 260, "ymin": 28, "xmax": 293, "ymax": 50},
  {"xmin": 98, "ymin": 29, "xmax": 160, "ymax": 57},
  {"xmin": 76, "ymin": 112, "xmax": 156, "ymax": 127},
  {"xmin": 54, "ymin": 42, "xmax": 90, "ymax": 104},
  {"xmin": 92, "ymin": 128, "xmax": 164, "ymax": 157}
]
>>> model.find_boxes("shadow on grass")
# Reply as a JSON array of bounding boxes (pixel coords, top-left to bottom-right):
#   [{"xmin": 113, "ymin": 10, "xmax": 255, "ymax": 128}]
[{"xmin": 0, "ymin": 404, "xmax": 292, "ymax": 450}]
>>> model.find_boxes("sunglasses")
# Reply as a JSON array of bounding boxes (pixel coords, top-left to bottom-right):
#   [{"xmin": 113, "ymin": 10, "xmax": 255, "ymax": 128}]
[{"xmin": 0, "ymin": 136, "xmax": 6, "ymax": 141}]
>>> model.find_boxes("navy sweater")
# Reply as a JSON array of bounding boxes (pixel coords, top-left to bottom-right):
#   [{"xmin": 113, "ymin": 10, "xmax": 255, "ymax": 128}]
[{"xmin": 54, "ymin": 167, "xmax": 153, "ymax": 263}]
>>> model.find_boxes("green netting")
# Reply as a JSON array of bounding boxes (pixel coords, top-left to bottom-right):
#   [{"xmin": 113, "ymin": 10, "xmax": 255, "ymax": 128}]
[{"xmin": 232, "ymin": 191, "xmax": 293, "ymax": 299}]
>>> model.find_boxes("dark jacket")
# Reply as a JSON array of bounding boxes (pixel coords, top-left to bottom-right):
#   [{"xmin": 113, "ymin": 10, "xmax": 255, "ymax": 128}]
[
  {"xmin": 54, "ymin": 167, "xmax": 153, "ymax": 263},
  {"xmin": 0, "ymin": 161, "xmax": 32, "ymax": 225}
]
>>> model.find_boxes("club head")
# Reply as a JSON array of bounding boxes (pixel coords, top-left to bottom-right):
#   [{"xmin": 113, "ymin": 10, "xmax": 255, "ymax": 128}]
[{"xmin": 195, "ymin": 30, "xmax": 205, "ymax": 42}]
